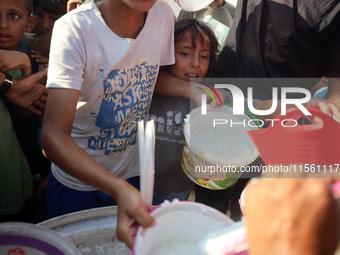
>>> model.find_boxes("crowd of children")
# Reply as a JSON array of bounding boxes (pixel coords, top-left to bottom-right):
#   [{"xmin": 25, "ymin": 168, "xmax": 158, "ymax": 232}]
[
  {"xmin": 0, "ymin": 0, "xmax": 69, "ymax": 224},
  {"xmin": 1, "ymin": 0, "xmax": 339, "ymax": 253}
]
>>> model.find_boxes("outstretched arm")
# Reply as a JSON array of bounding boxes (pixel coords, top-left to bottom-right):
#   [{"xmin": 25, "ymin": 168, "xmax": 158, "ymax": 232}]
[
  {"xmin": 154, "ymin": 69, "xmax": 190, "ymax": 97},
  {"xmin": 0, "ymin": 69, "xmax": 48, "ymax": 115},
  {"xmin": 155, "ymin": 69, "xmax": 225, "ymax": 106},
  {"xmin": 0, "ymin": 49, "xmax": 32, "ymax": 77},
  {"xmin": 254, "ymin": 97, "xmax": 340, "ymax": 124},
  {"xmin": 41, "ymin": 88, "xmax": 154, "ymax": 247}
]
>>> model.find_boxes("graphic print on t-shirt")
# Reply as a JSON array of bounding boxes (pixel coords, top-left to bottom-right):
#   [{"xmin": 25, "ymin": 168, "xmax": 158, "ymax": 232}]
[
  {"xmin": 88, "ymin": 59, "xmax": 159, "ymax": 156},
  {"xmin": 149, "ymin": 110, "xmax": 186, "ymax": 145}
]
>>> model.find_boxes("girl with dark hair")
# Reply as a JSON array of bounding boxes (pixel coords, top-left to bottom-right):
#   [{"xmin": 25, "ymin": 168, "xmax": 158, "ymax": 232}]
[{"xmin": 150, "ymin": 18, "xmax": 219, "ymax": 205}]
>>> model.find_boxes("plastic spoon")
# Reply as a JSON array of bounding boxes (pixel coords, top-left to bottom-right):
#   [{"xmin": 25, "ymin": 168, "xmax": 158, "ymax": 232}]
[{"xmin": 138, "ymin": 119, "xmax": 155, "ymax": 208}]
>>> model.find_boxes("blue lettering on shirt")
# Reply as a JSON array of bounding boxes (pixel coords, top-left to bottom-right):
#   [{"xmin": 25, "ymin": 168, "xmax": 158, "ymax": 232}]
[{"xmin": 88, "ymin": 59, "xmax": 159, "ymax": 156}]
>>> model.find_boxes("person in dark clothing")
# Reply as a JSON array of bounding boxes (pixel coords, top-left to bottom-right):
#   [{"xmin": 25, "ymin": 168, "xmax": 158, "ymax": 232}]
[{"xmin": 195, "ymin": 0, "xmax": 340, "ymax": 221}]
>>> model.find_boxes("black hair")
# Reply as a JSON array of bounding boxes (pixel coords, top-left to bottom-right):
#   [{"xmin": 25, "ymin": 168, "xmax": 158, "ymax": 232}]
[
  {"xmin": 174, "ymin": 18, "xmax": 219, "ymax": 77},
  {"xmin": 33, "ymin": 0, "xmax": 40, "ymax": 8},
  {"xmin": 36, "ymin": 0, "xmax": 67, "ymax": 16},
  {"xmin": 25, "ymin": 0, "xmax": 33, "ymax": 16}
]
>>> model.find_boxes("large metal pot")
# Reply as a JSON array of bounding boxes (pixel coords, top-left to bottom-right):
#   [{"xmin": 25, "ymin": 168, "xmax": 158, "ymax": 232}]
[{"xmin": 37, "ymin": 206, "xmax": 131, "ymax": 255}]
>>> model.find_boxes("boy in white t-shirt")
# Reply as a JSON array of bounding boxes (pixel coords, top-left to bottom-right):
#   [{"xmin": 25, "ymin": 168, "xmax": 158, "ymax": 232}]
[{"xmin": 41, "ymin": 0, "xmax": 174, "ymax": 248}]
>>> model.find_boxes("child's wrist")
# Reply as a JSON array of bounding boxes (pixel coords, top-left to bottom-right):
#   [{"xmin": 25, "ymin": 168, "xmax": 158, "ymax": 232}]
[{"xmin": 0, "ymin": 73, "xmax": 13, "ymax": 96}]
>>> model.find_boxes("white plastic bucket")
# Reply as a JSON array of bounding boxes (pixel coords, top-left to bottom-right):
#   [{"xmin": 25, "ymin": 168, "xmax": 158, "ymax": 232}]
[
  {"xmin": 133, "ymin": 200, "xmax": 234, "ymax": 255},
  {"xmin": 173, "ymin": 0, "xmax": 214, "ymax": 11},
  {"xmin": 181, "ymin": 105, "xmax": 260, "ymax": 190}
]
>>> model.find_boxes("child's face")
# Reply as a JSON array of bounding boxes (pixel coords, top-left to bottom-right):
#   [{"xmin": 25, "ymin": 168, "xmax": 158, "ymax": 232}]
[
  {"xmin": 0, "ymin": 0, "xmax": 36, "ymax": 50},
  {"xmin": 168, "ymin": 30, "xmax": 210, "ymax": 82},
  {"xmin": 33, "ymin": 7, "xmax": 63, "ymax": 37}
]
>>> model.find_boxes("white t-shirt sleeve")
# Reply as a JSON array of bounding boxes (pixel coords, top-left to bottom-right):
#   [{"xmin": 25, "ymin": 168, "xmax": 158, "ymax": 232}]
[
  {"xmin": 47, "ymin": 17, "xmax": 85, "ymax": 91},
  {"xmin": 158, "ymin": 0, "xmax": 175, "ymax": 67}
]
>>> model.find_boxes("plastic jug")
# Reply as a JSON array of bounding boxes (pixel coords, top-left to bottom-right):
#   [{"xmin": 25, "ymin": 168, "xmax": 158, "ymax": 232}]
[{"xmin": 247, "ymin": 107, "xmax": 340, "ymax": 165}]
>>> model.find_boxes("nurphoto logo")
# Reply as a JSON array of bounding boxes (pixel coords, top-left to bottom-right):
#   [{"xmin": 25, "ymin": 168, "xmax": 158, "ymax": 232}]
[{"xmin": 200, "ymin": 84, "xmax": 312, "ymax": 128}]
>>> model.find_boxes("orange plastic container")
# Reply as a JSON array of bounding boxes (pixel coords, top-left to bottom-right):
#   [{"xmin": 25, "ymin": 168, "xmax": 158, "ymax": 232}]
[{"xmin": 247, "ymin": 107, "xmax": 340, "ymax": 165}]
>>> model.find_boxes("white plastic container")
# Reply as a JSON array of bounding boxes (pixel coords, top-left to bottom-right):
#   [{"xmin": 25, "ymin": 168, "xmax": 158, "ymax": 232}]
[
  {"xmin": 173, "ymin": 0, "xmax": 214, "ymax": 11},
  {"xmin": 181, "ymin": 105, "xmax": 259, "ymax": 190},
  {"xmin": 133, "ymin": 200, "xmax": 234, "ymax": 255}
]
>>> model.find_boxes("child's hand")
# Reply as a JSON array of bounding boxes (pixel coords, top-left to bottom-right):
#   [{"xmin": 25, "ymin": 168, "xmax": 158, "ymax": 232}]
[
  {"xmin": 302, "ymin": 97, "xmax": 340, "ymax": 124},
  {"xmin": 30, "ymin": 50, "xmax": 49, "ymax": 65},
  {"xmin": 6, "ymin": 69, "xmax": 48, "ymax": 115},
  {"xmin": 0, "ymin": 49, "xmax": 32, "ymax": 77},
  {"xmin": 67, "ymin": 0, "xmax": 84, "ymax": 12},
  {"xmin": 115, "ymin": 182, "xmax": 154, "ymax": 248}
]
